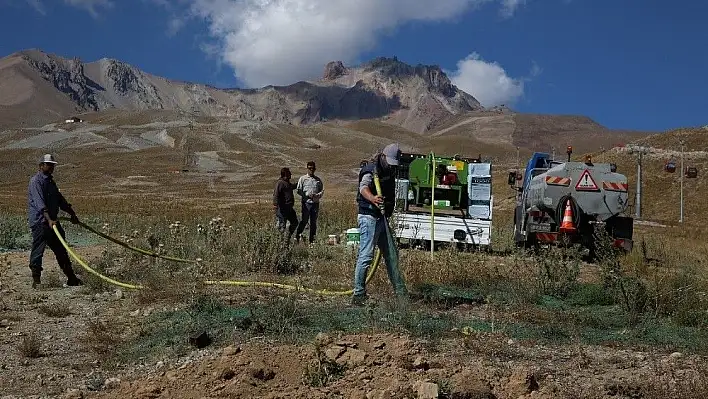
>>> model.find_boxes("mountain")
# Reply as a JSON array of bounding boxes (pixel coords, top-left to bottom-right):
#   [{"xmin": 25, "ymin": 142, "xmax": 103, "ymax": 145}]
[{"xmin": 0, "ymin": 49, "xmax": 481, "ymax": 132}]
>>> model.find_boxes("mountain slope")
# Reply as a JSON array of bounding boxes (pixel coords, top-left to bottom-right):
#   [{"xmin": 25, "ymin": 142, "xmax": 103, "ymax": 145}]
[
  {"xmin": 599, "ymin": 126, "xmax": 708, "ymax": 225},
  {"xmin": 0, "ymin": 49, "xmax": 481, "ymax": 132},
  {"xmin": 428, "ymin": 110, "xmax": 653, "ymax": 156}
]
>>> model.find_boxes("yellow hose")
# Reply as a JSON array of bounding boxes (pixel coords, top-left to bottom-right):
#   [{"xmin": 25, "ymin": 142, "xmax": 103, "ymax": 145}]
[
  {"xmin": 58, "ymin": 217, "xmax": 195, "ymax": 264},
  {"xmin": 52, "ymin": 224, "xmax": 144, "ymax": 290},
  {"xmin": 53, "ymin": 221, "xmax": 381, "ymax": 295},
  {"xmin": 53, "ymin": 172, "xmax": 391, "ymax": 295}
]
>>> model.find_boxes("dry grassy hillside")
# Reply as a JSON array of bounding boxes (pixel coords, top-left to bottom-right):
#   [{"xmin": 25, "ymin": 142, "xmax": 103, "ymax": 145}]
[
  {"xmin": 598, "ymin": 126, "xmax": 708, "ymax": 225},
  {"xmin": 430, "ymin": 111, "xmax": 654, "ymax": 158},
  {"xmin": 0, "ymin": 110, "xmax": 525, "ymax": 216}
]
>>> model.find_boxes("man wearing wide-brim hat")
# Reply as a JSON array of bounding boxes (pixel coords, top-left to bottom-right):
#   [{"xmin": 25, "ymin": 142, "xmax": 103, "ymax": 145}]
[{"xmin": 27, "ymin": 154, "xmax": 83, "ymax": 288}]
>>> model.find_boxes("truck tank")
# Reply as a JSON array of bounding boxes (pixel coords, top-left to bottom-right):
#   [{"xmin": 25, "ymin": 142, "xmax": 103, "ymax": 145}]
[{"xmin": 524, "ymin": 161, "xmax": 630, "ymax": 222}]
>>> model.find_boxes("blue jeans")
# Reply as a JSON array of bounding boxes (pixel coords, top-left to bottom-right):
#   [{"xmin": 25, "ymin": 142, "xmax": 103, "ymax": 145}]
[{"xmin": 353, "ymin": 214, "xmax": 407, "ymax": 297}]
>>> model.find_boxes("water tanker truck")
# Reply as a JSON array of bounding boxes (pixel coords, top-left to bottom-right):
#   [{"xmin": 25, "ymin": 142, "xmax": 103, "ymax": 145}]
[{"xmin": 509, "ymin": 147, "xmax": 634, "ymax": 256}]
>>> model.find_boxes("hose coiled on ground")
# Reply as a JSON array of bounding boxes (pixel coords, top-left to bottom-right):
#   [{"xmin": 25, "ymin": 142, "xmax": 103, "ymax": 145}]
[{"xmin": 54, "ymin": 218, "xmax": 382, "ymax": 295}]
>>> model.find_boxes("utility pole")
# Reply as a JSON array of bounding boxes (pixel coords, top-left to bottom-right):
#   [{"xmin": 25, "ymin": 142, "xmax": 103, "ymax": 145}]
[
  {"xmin": 551, "ymin": 146, "xmax": 556, "ymax": 161},
  {"xmin": 628, "ymin": 145, "xmax": 648, "ymax": 220},
  {"xmin": 680, "ymin": 139, "xmax": 685, "ymax": 223},
  {"xmin": 516, "ymin": 146, "xmax": 520, "ymax": 169}
]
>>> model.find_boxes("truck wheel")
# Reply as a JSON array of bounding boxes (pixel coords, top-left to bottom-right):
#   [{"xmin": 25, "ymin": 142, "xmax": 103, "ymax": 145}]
[{"xmin": 513, "ymin": 212, "xmax": 525, "ymax": 248}]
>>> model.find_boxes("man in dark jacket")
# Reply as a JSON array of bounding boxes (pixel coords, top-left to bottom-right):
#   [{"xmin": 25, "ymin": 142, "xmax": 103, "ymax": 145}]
[
  {"xmin": 273, "ymin": 167, "xmax": 299, "ymax": 240},
  {"xmin": 351, "ymin": 143, "xmax": 408, "ymax": 306},
  {"xmin": 27, "ymin": 154, "xmax": 83, "ymax": 288}
]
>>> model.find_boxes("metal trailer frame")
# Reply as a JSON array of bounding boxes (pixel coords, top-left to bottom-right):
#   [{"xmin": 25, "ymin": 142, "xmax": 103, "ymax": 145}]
[
  {"xmin": 387, "ymin": 151, "xmax": 494, "ymax": 250},
  {"xmin": 392, "ymin": 199, "xmax": 494, "ymax": 247}
]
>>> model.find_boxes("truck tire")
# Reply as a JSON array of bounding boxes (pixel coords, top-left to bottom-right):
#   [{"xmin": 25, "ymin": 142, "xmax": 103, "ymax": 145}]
[{"xmin": 513, "ymin": 206, "xmax": 526, "ymax": 248}]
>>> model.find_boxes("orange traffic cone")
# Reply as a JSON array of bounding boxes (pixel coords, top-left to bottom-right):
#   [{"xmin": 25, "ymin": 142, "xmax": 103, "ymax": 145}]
[{"xmin": 559, "ymin": 200, "xmax": 576, "ymax": 233}]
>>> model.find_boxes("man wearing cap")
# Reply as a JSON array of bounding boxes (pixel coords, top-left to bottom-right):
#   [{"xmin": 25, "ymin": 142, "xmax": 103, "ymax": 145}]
[
  {"xmin": 295, "ymin": 161, "xmax": 324, "ymax": 244},
  {"xmin": 351, "ymin": 143, "xmax": 408, "ymax": 306},
  {"xmin": 27, "ymin": 154, "xmax": 83, "ymax": 288}
]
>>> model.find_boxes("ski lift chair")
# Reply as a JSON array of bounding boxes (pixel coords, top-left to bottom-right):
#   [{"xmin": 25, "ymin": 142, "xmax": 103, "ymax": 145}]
[
  {"xmin": 664, "ymin": 159, "xmax": 677, "ymax": 173},
  {"xmin": 686, "ymin": 167, "xmax": 698, "ymax": 178}
]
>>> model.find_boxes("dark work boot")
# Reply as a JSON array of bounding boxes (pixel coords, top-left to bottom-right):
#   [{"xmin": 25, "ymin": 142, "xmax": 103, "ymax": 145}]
[
  {"xmin": 31, "ymin": 273, "xmax": 41, "ymax": 289},
  {"xmin": 350, "ymin": 293, "xmax": 369, "ymax": 307},
  {"xmin": 61, "ymin": 265, "xmax": 83, "ymax": 287},
  {"xmin": 65, "ymin": 277, "xmax": 83, "ymax": 287}
]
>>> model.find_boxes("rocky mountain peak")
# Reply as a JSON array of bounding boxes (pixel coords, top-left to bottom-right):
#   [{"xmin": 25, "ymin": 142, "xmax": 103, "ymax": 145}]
[
  {"xmin": 20, "ymin": 49, "xmax": 99, "ymax": 111},
  {"xmin": 362, "ymin": 56, "xmax": 457, "ymax": 98},
  {"xmin": 103, "ymin": 59, "xmax": 140, "ymax": 94},
  {"xmin": 322, "ymin": 61, "xmax": 347, "ymax": 80},
  {"xmin": 1, "ymin": 48, "xmax": 483, "ymax": 133}
]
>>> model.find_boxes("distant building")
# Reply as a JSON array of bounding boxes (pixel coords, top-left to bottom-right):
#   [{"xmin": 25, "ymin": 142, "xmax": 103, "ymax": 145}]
[{"xmin": 65, "ymin": 116, "xmax": 83, "ymax": 123}]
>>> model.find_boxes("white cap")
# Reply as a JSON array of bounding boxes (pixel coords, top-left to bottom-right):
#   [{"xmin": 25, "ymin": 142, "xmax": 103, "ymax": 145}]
[{"xmin": 40, "ymin": 154, "xmax": 57, "ymax": 164}]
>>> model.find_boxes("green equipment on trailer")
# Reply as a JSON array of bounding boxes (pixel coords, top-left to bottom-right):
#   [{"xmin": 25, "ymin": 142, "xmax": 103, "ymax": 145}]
[{"xmin": 392, "ymin": 152, "xmax": 493, "ymax": 249}]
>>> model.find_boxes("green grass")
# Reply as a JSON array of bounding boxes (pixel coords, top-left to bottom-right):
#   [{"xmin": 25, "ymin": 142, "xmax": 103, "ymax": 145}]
[
  {"xmin": 0, "ymin": 213, "xmax": 29, "ymax": 250},
  {"xmin": 506, "ymin": 282, "xmax": 708, "ymax": 353},
  {"xmin": 113, "ymin": 294, "xmax": 458, "ymax": 364},
  {"xmin": 4, "ymin": 200, "xmax": 708, "ymax": 365},
  {"xmin": 113, "ymin": 280, "xmax": 708, "ymax": 366}
]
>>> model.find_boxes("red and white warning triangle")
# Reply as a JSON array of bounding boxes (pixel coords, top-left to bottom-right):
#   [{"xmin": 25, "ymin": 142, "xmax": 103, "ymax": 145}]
[{"xmin": 575, "ymin": 169, "xmax": 599, "ymax": 191}]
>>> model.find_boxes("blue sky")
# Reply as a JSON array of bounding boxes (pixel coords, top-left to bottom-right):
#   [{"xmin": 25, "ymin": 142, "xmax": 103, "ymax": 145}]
[{"xmin": 1, "ymin": 0, "xmax": 706, "ymax": 132}]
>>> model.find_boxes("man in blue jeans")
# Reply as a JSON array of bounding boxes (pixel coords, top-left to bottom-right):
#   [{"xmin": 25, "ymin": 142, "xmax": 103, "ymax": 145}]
[{"xmin": 351, "ymin": 143, "xmax": 408, "ymax": 306}]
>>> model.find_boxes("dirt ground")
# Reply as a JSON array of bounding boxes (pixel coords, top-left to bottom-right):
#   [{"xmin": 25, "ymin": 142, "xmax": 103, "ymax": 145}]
[{"xmin": 1, "ymin": 246, "xmax": 706, "ymax": 399}]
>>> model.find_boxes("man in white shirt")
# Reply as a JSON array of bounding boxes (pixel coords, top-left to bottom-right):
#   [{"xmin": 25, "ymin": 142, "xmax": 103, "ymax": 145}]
[{"xmin": 295, "ymin": 161, "xmax": 324, "ymax": 244}]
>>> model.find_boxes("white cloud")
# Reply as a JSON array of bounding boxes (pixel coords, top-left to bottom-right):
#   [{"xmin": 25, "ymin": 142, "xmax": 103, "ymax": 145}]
[
  {"xmin": 500, "ymin": 0, "xmax": 526, "ymax": 17},
  {"xmin": 25, "ymin": 0, "xmax": 113, "ymax": 16},
  {"xmin": 447, "ymin": 52, "xmax": 525, "ymax": 108},
  {"xmin": 145, "ymin": 0, "xmax": 189, "ymax": 36},
  {"xmin": 63, "ymin": 0, "xmax": 113, "ymax": 17},
  {"xmin": 529, "ymin": 61, "xmax": 542, "ymax": 78},
  {"xmin": 25, "ymin": 0, "xmax": 46, "ymax": 14},
  {"xmin": 183, "ymin": 0, "xmax": 530, "ymax": 88}
]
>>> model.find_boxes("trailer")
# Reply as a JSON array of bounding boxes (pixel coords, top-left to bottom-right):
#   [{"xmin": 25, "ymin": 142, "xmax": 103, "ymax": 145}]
[{"xmin": 392, "ymin": 152, "xmax": 494, "ymax": 249}]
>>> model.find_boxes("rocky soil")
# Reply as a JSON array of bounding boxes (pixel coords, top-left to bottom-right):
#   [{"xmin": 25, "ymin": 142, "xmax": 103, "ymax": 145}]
[{"xmin": 1, "ymin": 248, "xmax": 707, "ymax": 399}]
